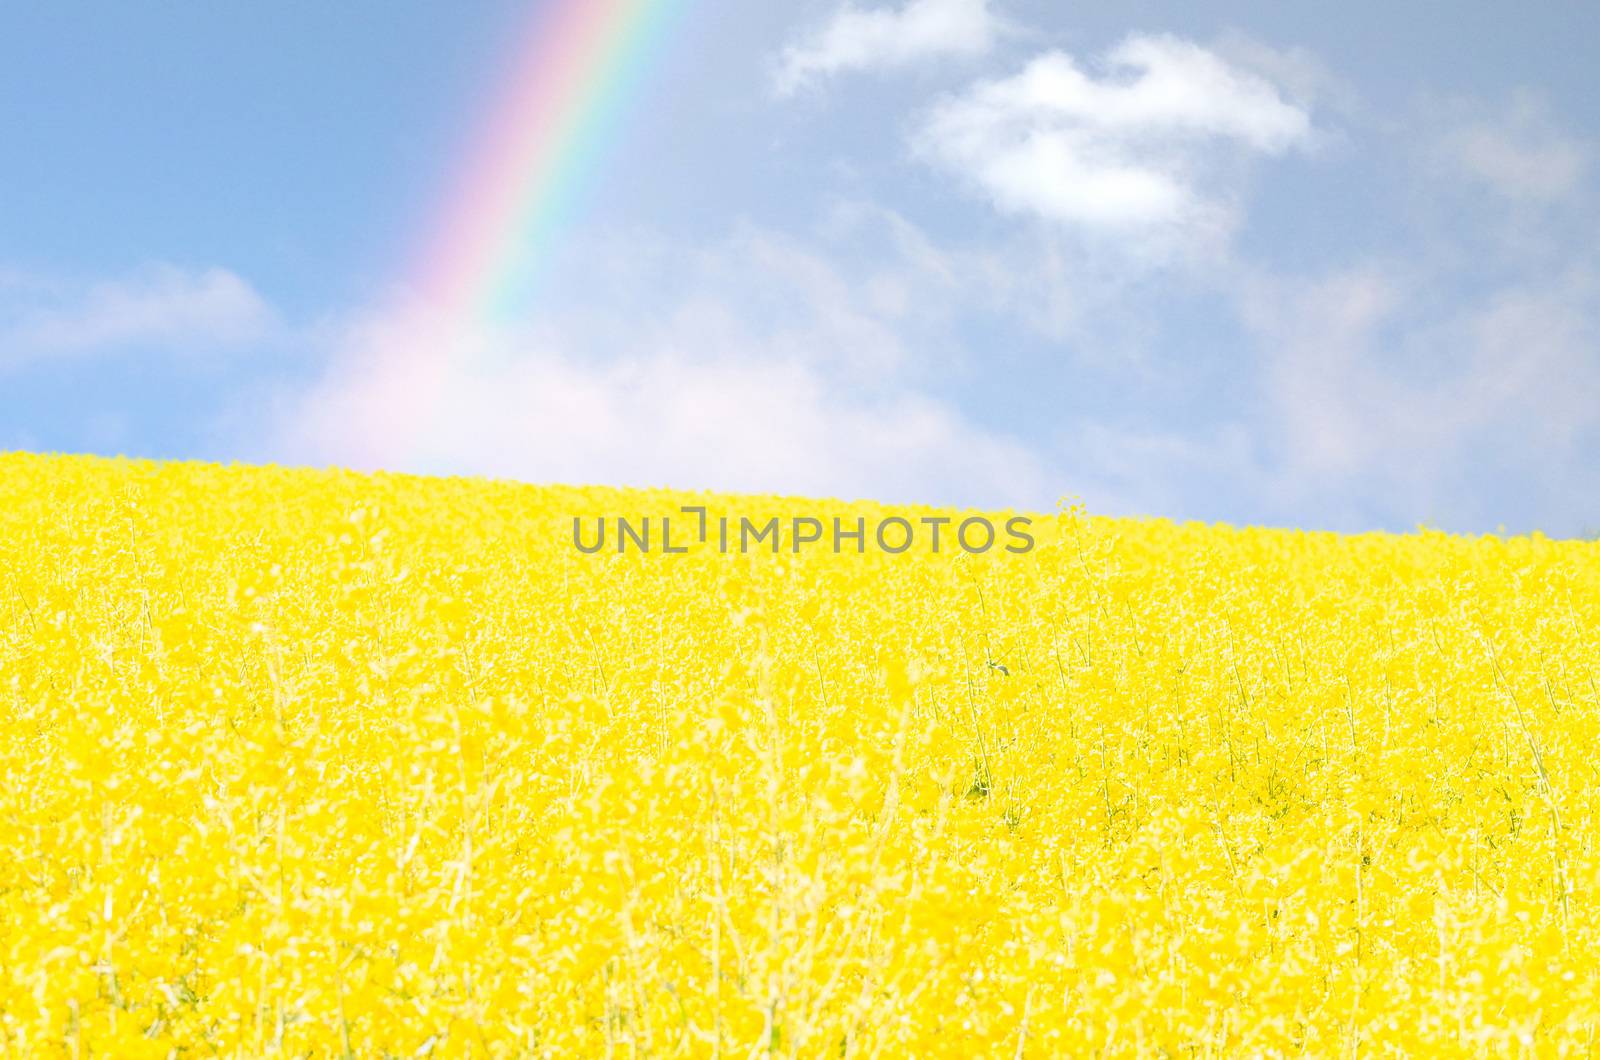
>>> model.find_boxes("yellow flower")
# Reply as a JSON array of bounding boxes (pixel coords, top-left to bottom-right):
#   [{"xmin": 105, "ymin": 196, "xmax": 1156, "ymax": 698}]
[{"xmin": 1, "ymin": 450, "xmax": 1598, "ymax": 1056}]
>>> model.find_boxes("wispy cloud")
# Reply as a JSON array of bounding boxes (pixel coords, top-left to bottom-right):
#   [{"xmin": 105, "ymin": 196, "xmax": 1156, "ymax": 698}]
[
  {"xmin": 1237, "ymin": 264, "xmax": 1600, "ymax": 529},
  {"xmin": 1209, "ymin": 30, "xmax": 1356, "ymax": 115},
  {"xmin": 913, "ymin": 34, "xmax": 1314, "ymax": 254},
  {"xmin": 773, "ymin": 0, "xmax": 998, "ymax": 97},
  {"xmin": 1, "ymin": 264, "xmax": 272, "ymax": 370},
  {"xmin": 275, "ymin": 226, "xmax": 1053, "ymax": 509},
  {"xmin": 1433, "ymin": 89, "xmax": 1590, "ymax": 202}
]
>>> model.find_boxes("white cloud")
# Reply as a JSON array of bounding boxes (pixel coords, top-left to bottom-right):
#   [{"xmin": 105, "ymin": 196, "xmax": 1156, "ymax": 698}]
[
  {"xmin": 815, "ymin": 199, "xmax": 1178, "ymax": 356},
  {"xmin": 1240, "ymin": 268, "xmax": 1401, "ymax": 477},
  {"xmin": 1209, "ymin": 30, "xmax": 1355, "ymax": 115},
  {"xmin": 275, "ymin": 227, "xmax": 1054, "ymax": 510},
  {"xmin": 291, "ymin": 343, "xmax": 1043, "ymax": 507},
  {"xmin": 1435, "ymin": 90, "xmax": 1590, "ymax": 202},
  {"xmin": 1, "ymin": 264, "xmax": 271, "ymax": 369},
  {"xmin": 1237, "ymin": 265, "xmax": 1600, "ymax": 528},
  {"xmin": 774, "ymin": 0, "xmax": 997, "ymax": 97},
  {"xmin": 913, "ymin": 34, "xmax": 1313, "ymax": 252}
]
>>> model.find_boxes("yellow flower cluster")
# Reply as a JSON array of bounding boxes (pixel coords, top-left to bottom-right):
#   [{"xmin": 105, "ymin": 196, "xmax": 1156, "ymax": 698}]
[{"xmin": 2, "ymin": 452, "xmax": 1598, "ymax": 1056}]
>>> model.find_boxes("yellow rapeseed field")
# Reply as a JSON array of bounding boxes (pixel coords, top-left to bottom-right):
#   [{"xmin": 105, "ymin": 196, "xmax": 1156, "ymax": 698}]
[{"xmin": 3, "ymin": 451, "xmax": 1600, "ymax": 1057}]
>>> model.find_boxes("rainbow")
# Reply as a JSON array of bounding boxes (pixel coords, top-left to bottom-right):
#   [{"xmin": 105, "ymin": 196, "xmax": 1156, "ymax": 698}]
[{"xmin": 414, "ymin": 0, "xmax": 683, "ymax": 328}]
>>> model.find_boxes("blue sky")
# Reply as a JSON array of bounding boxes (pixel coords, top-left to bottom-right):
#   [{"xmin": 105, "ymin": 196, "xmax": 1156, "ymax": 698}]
[{"xmin": 3, "ymin": 1, "xmax": 1598, "ymax": 534}]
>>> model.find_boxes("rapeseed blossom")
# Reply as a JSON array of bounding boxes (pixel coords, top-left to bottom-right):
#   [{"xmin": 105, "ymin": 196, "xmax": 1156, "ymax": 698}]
[{"xmin": 1, "ymin": 452, "xmax": 1597, "ymax": 1055}]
